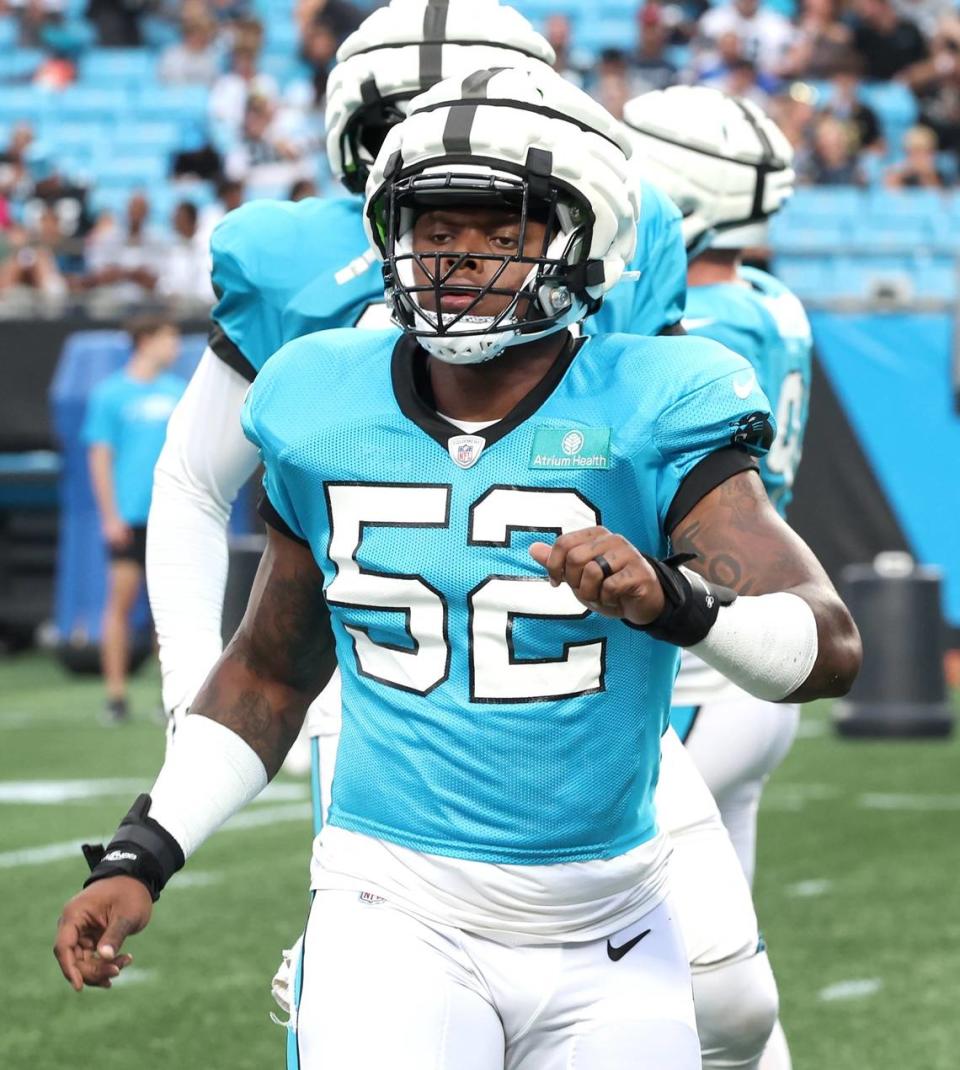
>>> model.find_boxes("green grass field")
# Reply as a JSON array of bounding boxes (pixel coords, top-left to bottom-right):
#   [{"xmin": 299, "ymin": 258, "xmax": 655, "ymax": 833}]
[{"xmin": 1, "ymin": 652, "xmax": 958, "ymax": 1069}]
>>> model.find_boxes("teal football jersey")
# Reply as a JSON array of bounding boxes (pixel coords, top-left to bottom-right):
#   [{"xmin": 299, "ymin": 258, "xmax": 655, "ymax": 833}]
[
  {"xmin": 683, "ymin": 266, "xmax": 812, "ymax": 516},
  {"xmin": 209, "ymin": 197, "xmax": 389, "ymax": 380},
  {"xmin": 209, "ymin": 184, "xmax": 686, "ymax": 381},
  {"xmin": 587, "ymin": 179, "xmax": 686, "ymax": 337},
  {"xmin": 242, "ymin": 330, "xmax": 772, "ymax": 866}
]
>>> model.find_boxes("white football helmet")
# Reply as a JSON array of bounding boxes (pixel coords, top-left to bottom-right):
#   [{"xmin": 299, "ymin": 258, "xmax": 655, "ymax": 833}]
[
  {"xmin": 326, "ymin": 0, "xmax": 556, "ymax": 193},
  {"xmin": 364, "ymin": 66, "xmax": 639, "ymax": 364},
  {"xmin": 622, "ymin": 86, "xmax": 795, "ymax": 254}
]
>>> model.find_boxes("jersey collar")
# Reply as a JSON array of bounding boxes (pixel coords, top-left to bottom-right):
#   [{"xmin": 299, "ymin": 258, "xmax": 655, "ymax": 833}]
[{"xmin": 390, "ymin": 333, "xmax": 584, "ymax": 452}]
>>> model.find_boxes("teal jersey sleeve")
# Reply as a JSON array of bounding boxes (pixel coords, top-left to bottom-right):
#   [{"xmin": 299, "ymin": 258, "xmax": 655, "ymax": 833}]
[
  {"xmin": 684, "ymin": 269, "xmax": 812, "ymax": 516},
  {"xmin": 586, "ymin": 179, "xmax": 686, "ymax": 337},
  {"xmin": 81, "ymin": 378, "xmax": 119, "ymax": 448},
  {"xmin": 650, "ymin": 340, "xmax": 774, "ymax": 533},
  {"xmin": 210, "ymin": 196, "xmax": 379, "ymax": 381}
]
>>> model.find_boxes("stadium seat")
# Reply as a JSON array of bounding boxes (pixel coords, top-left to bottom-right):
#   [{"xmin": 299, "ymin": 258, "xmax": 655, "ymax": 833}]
[
  {"xmin": 0, "ymin": 86, "xmax": 56, "ymax": 124},
  {"xmin": 0, "ymin": 16, "xmax": 16, "ymax": 50},
  {"xmin": 769, "ymin": 213, "xmax": 850, "ymax": 252},
  {"xmin": 56, "ymin": 87, "xmax": 132, "ymax": 122},
  {"xmin": 92, "ymin": 155, "xmax": 169, "ymax": 188},
  {"xmin": 787, "ymin": 186, "xmax": 865, "ymax": 219},
  {"xmin": 569, "ymin": 17, "xmax": 636, "ymax": 54},
  {"xmin": 135, "ymin": 85, "xmax": 209, "ymax": 123},
  {"xmin": 78, "ymin": 48, "xmax": 157, "ymax": 89},
  {"xmin": 110, "ymin": 121, "xmax": 183, "ymax": 152},
  {"xmin": 0, "ymin": 48, "xmax": 44, "ymax": 81},
  {"xmin": 851, "ymin": 212, "xmax": 937, "ymax": 252},
  {"xmin": 771, "ymin": 256, "xmax": 835, "ymax": 300}
]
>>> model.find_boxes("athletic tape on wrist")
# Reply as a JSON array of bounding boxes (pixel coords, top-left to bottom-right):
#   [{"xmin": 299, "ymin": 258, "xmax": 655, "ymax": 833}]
[
  {"xmin": 82, "ymin": 794, "xmax": 185, "ymax": 902},
  {"xmin": 634, "ymin": 552, "xmax": 737, "ymax": 647}
]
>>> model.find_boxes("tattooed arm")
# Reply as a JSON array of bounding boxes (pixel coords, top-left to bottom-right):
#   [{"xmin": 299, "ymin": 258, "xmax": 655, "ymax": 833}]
[
  {"xmin": 190, "ymin": 525, "xmax": 335, "ymax": 777},
  {"xmin": 670, "ymin": 469, "xmax": 861, "ymax": 700}
]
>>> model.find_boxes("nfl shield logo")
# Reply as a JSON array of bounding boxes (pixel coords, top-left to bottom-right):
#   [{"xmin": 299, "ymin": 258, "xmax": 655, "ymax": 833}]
[{"xmin": 448, "ymin": 434, "xmax": 485, "ymax": 470}]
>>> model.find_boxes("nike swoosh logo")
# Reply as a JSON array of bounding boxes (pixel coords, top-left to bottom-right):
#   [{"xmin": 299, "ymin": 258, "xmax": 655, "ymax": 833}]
[
  {"xmin": 607, "ymin": 928, "xmax": 652, "ymax": 962},
  {"xmin": 733, "ymin": 371, "xmax": 757, "ymax": 399},
  {"xmin": 682, "ymin": 316, "xmax": 716, "ymax": 330}
]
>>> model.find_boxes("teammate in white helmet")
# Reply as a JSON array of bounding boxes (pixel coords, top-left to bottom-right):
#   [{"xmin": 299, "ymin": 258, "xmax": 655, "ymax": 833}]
[
  {"xmin": 624, "ymin": 84, "xmax": 814, "ymax": 1070},
  {"xmin": 54, "ymin": 65, "xmax": 859, "ymax": 1070}
]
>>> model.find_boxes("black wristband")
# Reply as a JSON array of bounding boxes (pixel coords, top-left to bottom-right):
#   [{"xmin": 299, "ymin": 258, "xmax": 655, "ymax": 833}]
[
  {"xmin": 82, "ymin": 794, "xmax": 185, "ymax": 902},
  {"xmin": 631, "ymin": 553, "xmax": 737, "ymax": 647}
]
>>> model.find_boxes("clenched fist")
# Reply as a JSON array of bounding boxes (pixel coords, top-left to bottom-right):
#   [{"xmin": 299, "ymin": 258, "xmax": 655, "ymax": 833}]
[{"xmin": 530, "ymin": 526, "xmax": 665, "ymax": 626}]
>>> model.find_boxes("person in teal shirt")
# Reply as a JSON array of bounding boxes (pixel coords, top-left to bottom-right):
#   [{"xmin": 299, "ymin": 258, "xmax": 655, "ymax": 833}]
[{"xmin": 83, "ymin": 316, "xmax": 185, "ymax": 722}]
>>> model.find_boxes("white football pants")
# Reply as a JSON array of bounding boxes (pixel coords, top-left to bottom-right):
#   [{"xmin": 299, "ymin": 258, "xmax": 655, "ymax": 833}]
[
  {"xmin": 683, "ymin": 697, "xmax": 800, "ymax": 887},
  {"xmin": 310, "ymin": 706, "xmax": 778, "ymax": 1069},
  {"xmin": 289, "ymin": 890, "xmax": 700, "ymax": 1070}
]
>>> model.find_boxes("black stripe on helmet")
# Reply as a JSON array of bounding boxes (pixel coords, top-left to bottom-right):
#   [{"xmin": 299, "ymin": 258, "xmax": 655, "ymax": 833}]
[
  {"xmin": 442, "ymin": 101, "xmax": 478, "ymax": 153},
  {"xmin": 418, "ymin": 0, "xmax": 449, "ymax": 89}
]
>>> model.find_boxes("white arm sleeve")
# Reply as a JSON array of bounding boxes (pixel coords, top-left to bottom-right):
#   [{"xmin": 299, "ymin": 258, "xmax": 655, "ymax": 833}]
[{"xmin": 147, "ymin": 349, "xmax": 260, "ymax": 716}]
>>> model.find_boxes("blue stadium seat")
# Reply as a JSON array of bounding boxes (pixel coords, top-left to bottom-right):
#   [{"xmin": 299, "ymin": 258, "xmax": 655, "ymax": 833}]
[
  {"xmin": 786, "ymin": 186, "xmax": 865, "ymax": 219},
  {"xmin": 571, "ymin": 17, "xmax": 635, "ymax": 54},
  {"xmin": 78, "ymin": 48, "xmax": 157, "ymax": 88},
  {"xmin": 912, "ymin": 257, "xmax": 957, "ymax": 299},
  {"xmin": 769, "ymin": 213, "xmax": 850, "ymax": 252},
  {"xmin": 851, "ymin": 212, "xmax": 937, "ymax": 251},
  {"xmin": 0, "ymin": 16, "xmax": 16, "ymax": 50},
  {"xmin": 831, "ymin": 255, "xmax": 915, "ymax": 299},
  {"xmin": 0, "ymin": 48, "xmax": 44, "ymax": 81},
  {"xmin": 0, "ymin": 86, "xmax": 56, "ymax": 124},
  {"xmin": 41, "ymin": 122, "xmax": 108, "ymax": 150},
  {"xmin": 771, "ymin": 256, "xmax": 835, "ymax": 300},
  {"xmin": 864, "ymin": 187, "xmax": 946, "ymax": 218},
  {"xmin": 111, "ymin": 120, "xmax": 183, "ymax": 151},
  {"xmin": 92, "ymin": 156, "xmax": 169, "ymax": 187},
  {"xmin": 56, "ymin": 87, "xmax": 132, "ymax": 121},
  {"xmin": 135, "ymin": 85, "xmax": 208, "ymax": 123},
  {"xmin": 88, "ymin": 186, "xmax": 133, "ymax": 219}
]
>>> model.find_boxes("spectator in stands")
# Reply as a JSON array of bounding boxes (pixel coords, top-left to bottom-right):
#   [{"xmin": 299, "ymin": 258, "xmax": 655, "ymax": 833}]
[
  {"xmin": 198, "ymin": 177, "xmax": 244, "ymax": 249},
  {"xmin": 299, "ymin": 9, "xmax": 341, "ymax": 104},
  {"xmin": 86, "ymin": 0, "xmax": 148, "ymax": 47},
  {"xmin": 894, "ymin": 0, "xmax": 954, "ymax": 39},
  {"xmin": 768, "ymin": 83, "xmax": 818, "ymax": 154},
  {"xmin": 159, "ymin": 9, "xmax": 222, "ymax": 86},
  {"xmin": 697, "ymin": 0, "xmax": 796, "ymax": 77},
  {"xmin": 633, "ymin": 5, "xmax": 679, "ymax": 93},
  {"xmin": 224, "ymin": 93, "xmax": 313, "ymax": 188},
  {"xmin": 0, "ymin": 222, "xmax": 69, "ymax": 312},
  {"xmin": 209, "ymin": 43, "xmax": 279, "ymax": 138},
  {"xmin": 799, "ymin": 113, "xmax": 867, "ymax": 184},
  {"xmin": 21, "ymin": 148, "xmax": 93, "ymax": 261},
  {"xmin": 84, "ymin": 191, "xmax": 165, "ymax": 310},
  {"xmin": 289, "ymin": 177, "xmax": 317, "ymax": 201},
  {"xmin": 590, "ymin": 49, "xmax": 636, "ymax": 120},
  {"xmin": 849, "ymin": 0, "xmax": 928, "ymax": 81},
  {"xmin": 884, "ymin": 123, "xmax": 953, "ymax": 186},
  {"xmin": 157, "ymin": 200, "xmax": 215, "ymax": 306},
  {"xmin": 825, "ymin": 62, "xmax": 885, "ymax": 155},
  {"xmin": 903, "ymin": 15, "xmax": 960, "ymax": 155},
  {"xmin": 82, "ymin": 316, "xmax": 185, "ymax": 723},
  {"xmin": 780, "ymin": 0, "xmax": 853, "ymax": 80},
  {"xmin": 0, "ymin": 124, "xmax": 35, "ymax": 204},
  {"xmin": 545, "ymin": 14, "xmax": 589, "ymax": 89}
]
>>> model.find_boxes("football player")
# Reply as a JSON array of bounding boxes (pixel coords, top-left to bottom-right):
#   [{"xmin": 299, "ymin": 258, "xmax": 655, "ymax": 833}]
[
  {"xmin": 150, "ymin": 6, "xmax": 791, "ymax": 1063},
  {"xmin": 623, "ymin": 85, "xmax": 815, "ymax": 1070},
  {"xmin": 145, "ymin": 0, "xmax": 686, "ymax": 762},
  {"xmin": 55, "ymin": 67, "xmax": 860, "ymax": 1070}
]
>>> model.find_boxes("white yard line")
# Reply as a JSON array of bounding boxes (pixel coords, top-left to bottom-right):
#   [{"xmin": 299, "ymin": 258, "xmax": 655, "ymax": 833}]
[
  {"xmin": 785, "ymin": 878, "xmax": 833, "ymax": 898},
  {"xmin": 0, "ymin": 802, "xmax": 311, "ymax": 870},
  {"xmin": 859, "ymin": 793, "xmax": 960, "ymax": 812},
  {"xmin": 0, "ymin": 778, "xmax": 309, "ymax": 805},
  {"xmin": 818, "ymin": 978, "xmax": 883, "ymax": 1002}
]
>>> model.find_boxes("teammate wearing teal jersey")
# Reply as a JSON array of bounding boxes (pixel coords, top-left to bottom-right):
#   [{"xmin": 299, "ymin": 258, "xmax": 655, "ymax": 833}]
[
  {"xmin": 624, "ymin": 85, "xmax": 815, "ymax": 1070},
  {"xmin": 57, "ymin": 67, "xmax": 860, "ymax": 1070}
]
